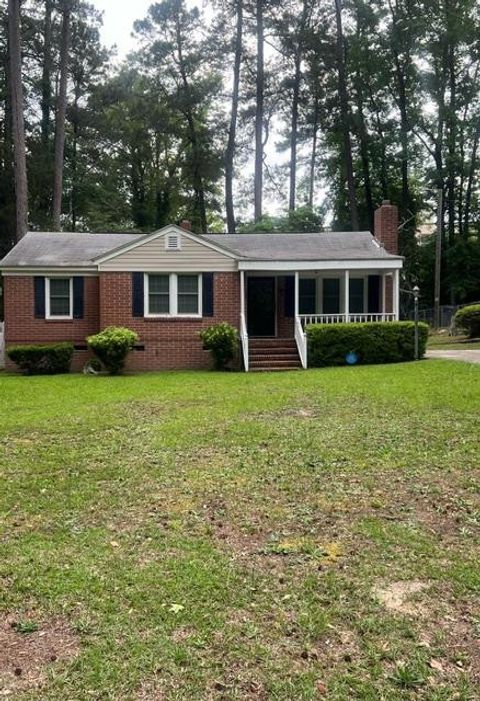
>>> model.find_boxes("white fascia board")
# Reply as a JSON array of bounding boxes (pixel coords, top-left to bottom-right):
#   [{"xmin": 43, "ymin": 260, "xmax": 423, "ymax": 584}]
[
  {"xmin": 94, "ymin": 224, "xmax": 239, "ymax": 265},
  {"xmin": 1, "ymin": 267, "xmax": 99, "ymax": 276},
  {"xmin": 238, "ymin": 259, "xmax": 403, "ymax": 271}
]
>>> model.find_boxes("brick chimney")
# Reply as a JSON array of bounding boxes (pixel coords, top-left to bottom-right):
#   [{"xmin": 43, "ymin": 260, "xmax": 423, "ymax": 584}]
[
  {"xmin": 374, "ymin": 200, "xmax": 399, "ymax": 255},
  {"xmin": 180, "ymin": 219, "xmax": 192, "ymax": 231}
]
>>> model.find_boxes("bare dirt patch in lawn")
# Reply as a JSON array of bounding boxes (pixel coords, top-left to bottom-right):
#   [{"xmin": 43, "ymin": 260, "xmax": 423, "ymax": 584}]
[
  {"xmin": 373, "ymin": 582, "xmax": 480, "ymax": 684},
  {"xmin": 374, "ymin": 580, "xmax": 431, "ymax": 616},
  {"xmin": 0, "ymin": 613, "xmax": 79, "ymax": 694}
]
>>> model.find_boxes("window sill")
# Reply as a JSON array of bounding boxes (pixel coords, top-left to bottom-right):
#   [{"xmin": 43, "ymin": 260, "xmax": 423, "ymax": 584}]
[
  {"xmin": 144, "ymin": 315, "xmax": 204, "ymax": 322},
  {"xmin": 45, "ymin": 317, "xmax": 74, "ymax": 322}
]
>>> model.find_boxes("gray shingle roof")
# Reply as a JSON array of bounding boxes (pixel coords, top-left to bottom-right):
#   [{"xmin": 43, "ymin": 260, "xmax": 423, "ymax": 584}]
[
  {"xmin": 203, "ymin": 231, "xmax": 401, "ymax": 260},
  {"xmin": 0, "ymin": 231, "xmax": 143, "ymax": 268},
  {"xmin": 0, "ymin": 229, "xmax": 401, "ymax": 268}
]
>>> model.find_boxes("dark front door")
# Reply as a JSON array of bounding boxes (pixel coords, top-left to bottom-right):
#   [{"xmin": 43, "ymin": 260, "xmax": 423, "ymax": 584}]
[{"xmin": 247, "ymin": 277, "xmax": 276, "ymax": 336}]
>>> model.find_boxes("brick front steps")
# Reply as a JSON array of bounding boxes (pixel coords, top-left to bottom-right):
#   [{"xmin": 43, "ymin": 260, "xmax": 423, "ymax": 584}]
[{"xmin": 249, "ymin": 338, "xmax": 302, "ymax": 372}]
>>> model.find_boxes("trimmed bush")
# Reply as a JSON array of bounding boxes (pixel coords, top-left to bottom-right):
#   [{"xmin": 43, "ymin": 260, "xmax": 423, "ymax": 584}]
[
  {"xmin": 200, "ymin": 322, "xmax": 238, "ymax": 370},
  {"xmin": 87, "ymin": 326, "xmax": 138, "ymax": 375},
  {"xmin": 454, "ymin": 304, "xmax": 480, "ymax": 338},
  {"xmin": 7, "ymin": 342, "xmax": 74, "ymax": 375},
  {"xmin": 306, "ymin": 321, "xmax": 429, "ymax": 367}
]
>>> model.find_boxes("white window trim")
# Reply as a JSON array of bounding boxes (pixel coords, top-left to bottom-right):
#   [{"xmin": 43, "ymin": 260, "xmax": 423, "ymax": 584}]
[
  {"xmin": 144, "ymin": 273, "xmax": 203, "ymax": 318},
  {"xmin": 45, "ymin": 276, "xmax": 73, "ymax": 320}
]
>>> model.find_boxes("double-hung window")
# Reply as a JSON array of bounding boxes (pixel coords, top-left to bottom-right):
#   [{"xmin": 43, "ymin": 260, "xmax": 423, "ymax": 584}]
[
  {"xmin": 148, "ymin": 274, "xmax": 170, "ymax": 314},
  {"xmin": 146, "ymin": 274, "xmax": 201, "ymax": 317},
  {"xmin": 177, "ymin": 275, "xmax": 199, "ymax": 314},
  {"xmin": 349, "ymin": 278, "xmax": 365, "ymax": 314},
  {"xmin": 46, "ymin": 277, "xmax": 73, "ymax": 319},
  {"xmin": 322, "ymin": 278, "xmax": 340, "ymax": 314},
  {"xmin": 299, "ymin": 278, "xmax": 316, "ymax": 315}
]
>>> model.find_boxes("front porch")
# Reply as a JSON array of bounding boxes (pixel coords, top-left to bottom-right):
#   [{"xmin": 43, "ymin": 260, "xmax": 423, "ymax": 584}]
[{"xmin": 239, "ymin": 266, "xmax": 401, "ymax": 371}]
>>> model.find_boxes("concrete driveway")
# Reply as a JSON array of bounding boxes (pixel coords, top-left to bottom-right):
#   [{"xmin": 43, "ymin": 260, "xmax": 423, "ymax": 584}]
[{"xmin": 426, "ymin": 349, "xmax": 480, "ymax": 364}]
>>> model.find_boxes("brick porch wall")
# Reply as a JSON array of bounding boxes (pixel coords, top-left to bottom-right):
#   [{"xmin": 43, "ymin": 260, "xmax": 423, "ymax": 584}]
[
  {"xmin": 276, "ymin": 276, "xmax": 294, "ymax": 337},
  {"xmin": 99, "ymin": 271, "xmax": 241, "ymax": 371},
  {"xmin": 3, "ymin": 276, "xmax": 100, "ymax": 371}
]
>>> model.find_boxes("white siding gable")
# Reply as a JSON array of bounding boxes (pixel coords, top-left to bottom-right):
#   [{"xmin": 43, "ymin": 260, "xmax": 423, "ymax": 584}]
[{"xmin": 98, "ymin": 228, "xmax": 238, "ymax": 272}]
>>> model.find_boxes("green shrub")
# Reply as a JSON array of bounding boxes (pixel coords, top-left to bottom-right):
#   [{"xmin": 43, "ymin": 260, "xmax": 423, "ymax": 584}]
[
  {"xmin": 87, "ymin": 326, "xmax": 138, "ymax": 375},
  {"xmin": 199, "ymin": 322, "xmax": 238, "ymax": 370},
  {"xmin": 7, "ymin": 342, "xmax": 74, "ymax": 375},
  {"xmin": 454, "ymin": 304, "xmax": 480, "ymax": 338},
  {"xmin": 306, "ymin": 322, "xmax": 429, "ymax": 367}
]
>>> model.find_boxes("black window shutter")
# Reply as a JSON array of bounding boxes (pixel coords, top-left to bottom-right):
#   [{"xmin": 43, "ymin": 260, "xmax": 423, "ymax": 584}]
[
  {"xmin": 132, "ymin": 272, "xmax": 144, "ymax": 317},
  {"xmin": 368, "ymin": 275, "xmax": 381, "ymax": 314},
  {"xmin": 73, "ymin": 277, "xmax": 84, "ymax": 319},
  {"xmin": 202, "ymin": 273, "xmax": 214, "ymax": 317},
  {"xmin": 34, "ymin": 277, "xmax": 46, "ymax": 318},
  {"xmin": 284, "ymin": 275, "xmax": 295, "ymax": 317}
]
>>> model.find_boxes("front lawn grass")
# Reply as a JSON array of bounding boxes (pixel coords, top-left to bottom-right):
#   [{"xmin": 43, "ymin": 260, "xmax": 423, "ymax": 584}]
[{"xmin": 0, "ymin": 361, "xmax": 479, "ymax": 700}]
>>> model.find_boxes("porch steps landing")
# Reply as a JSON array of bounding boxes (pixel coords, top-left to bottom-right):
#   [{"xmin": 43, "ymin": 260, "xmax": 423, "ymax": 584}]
[{"xmin": 249, "ymin": 338, "xmax": 302, "ymax": 372}]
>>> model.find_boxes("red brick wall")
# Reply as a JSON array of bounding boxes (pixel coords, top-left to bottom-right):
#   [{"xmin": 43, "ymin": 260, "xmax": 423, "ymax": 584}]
[
  {"xmin": 99, "ymin": 271, "xmax": 241, "ymax": 371},
  {"xmin": 374, "ymin": 201, "xmax": 399, "ymax": 255},
  {"xmin": 4, "ymin": 276, "xmax": 100, "ymax": 371},
  {"xmin": 276, "ymin": 276, "xmax": 294, "ymax": 338}
]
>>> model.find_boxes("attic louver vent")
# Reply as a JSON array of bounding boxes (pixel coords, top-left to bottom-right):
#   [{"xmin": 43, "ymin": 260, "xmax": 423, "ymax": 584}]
[{"xmin": 165, "ymin": 234, "xmax": 181, "ymax": 251}]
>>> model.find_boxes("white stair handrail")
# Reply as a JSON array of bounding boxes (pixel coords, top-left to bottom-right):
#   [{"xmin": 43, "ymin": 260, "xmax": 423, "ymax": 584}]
[
  {"xmin": 294, "ymin": 315, "xmax": 307, "ymax": 369},
  {"xmin": 240, "ymin": 312, "xmax": 249, "ymax": 372}
]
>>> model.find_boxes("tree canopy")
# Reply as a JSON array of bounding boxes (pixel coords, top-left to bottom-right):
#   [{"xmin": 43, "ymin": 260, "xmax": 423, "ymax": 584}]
[{"xmin": 1, "ymin": 0, "xmax": 480, "ymax": 305}]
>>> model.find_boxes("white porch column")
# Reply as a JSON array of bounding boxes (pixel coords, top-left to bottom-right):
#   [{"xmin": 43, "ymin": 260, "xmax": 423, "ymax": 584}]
[
  {"xmin": 381, "ymin": 274, "xmax": 387, "ymax": 321},
  {"xmin": 294, "ymin": 271, "xmax": 300, "ymax": 317},
  {"xmin": 393, "ymin": 269, "xmax": 400, "ymax": 320},
  {"xmin": 240, "ymin": 270, "xmax": 245, "ymax": 318},
  {"xmin": 344, "ymin": 270, "xmax": 350, "ymax": 322}
]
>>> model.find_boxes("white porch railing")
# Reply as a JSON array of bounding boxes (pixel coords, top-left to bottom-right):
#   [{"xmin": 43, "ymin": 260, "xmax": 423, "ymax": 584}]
[
  {"xmin": 240, "ymin": 312, "xmax": 249, "ymax": 372},
  {"xmin": 294, "ymin": 315, "xmax": 307, "ymax": 369},
  {"xmin": 300, "ymin": 313, "xmax": 396, "ymax": 327}
]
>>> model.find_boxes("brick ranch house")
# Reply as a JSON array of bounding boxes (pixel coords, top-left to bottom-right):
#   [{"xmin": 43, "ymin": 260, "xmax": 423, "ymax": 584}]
[{"xmin": 0, "ymin": 201, "xmax": 403, "ymax": 372}]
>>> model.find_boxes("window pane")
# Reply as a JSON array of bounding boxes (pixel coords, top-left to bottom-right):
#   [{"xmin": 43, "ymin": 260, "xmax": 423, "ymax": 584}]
[
  {"xmin": 49, "ymin": 278, "xmax": 70, "ymax": 316},
  {"xmin": 149, "ymin": 275, "xmax": 169, "ymax": 293},
  {"xmin": 177, "ymin": 275, "xmax": 198, "ymax": 314},
  {"xmin": 323, "ymin": 278, "xmax": 340, "ymax": 314},
  {"xmin": 299, "ymin": 278, "xmax": 316, "ymax": 315},
  {"xmin": 50, "ymin": 296, "xmax": 70, "ymax": 316},
  {"xmin": 178, "ymin": 294, "xmax": 198, "ymax": 314},
  {"xmin": 349, "ymin": 279, "xmax": 364, "ymax": 314},
  {"xmin": 50, "ymin": 278, "xmax": 70, "ymax": 296},
  {"xmin": 178, "ymin": 275, "xmax": 198, "ymax": 294},
  {"xmin": 149, "ymin": 294, "xmax": 169, "ymax": 314}
]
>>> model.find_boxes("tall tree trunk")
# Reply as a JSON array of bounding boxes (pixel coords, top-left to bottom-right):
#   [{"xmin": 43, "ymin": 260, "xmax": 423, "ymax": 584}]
[
  {"xmin": 289, "ymin": 52, "xmax": 301, "ymax": 211},
  {"xmin": 175, "ymin": 18, "xmax": 207, "ymax": 233},
  {"xmin": 464, "ymin": 120, "xmax": 480, "ymax": 237},
  {"xmin": 289, "ymin": 0, "xmax": 309, "ymax": 212},
  {"xmin": 52, "ymin": 1, "xmax": 71, "ymax": 231},
  {"xmin": 355, "ymin": 75, "xmax": 374, "ymax": 230},
  {"xmin": 395, "ymin": 57, "xmax": 412, "ymax": 231},
  {"xmin": 7, "ymin": 0, "xmax": 28, "ymax": 241},
  {"xmin": 308, "ymin": 96, "xmax": 319, "ymax": 209},
  {"xmin": 457, "ymin": 62, "xmax": 479, "ymax": 239},
  {"xmin": 70, "ymin": 88, "xmax": 79, "ymax": 231},
  {"xmin": 446, "ymin": 41, "xmax": 456, "ymax": 247},
  {"xmin": 41, "ymin": 0, "xmax": 53, "ymax": 147},
  {"xmin": 368, "ymin": 88, "xmax": 389, "ymax": 200},
  {"xmin": 225, "ymin": 0, "xmax": 243, "ymax": 233},
  {"xmin": 1, "ymin": 32, "xmax": 16, "ymax": 253},
  {"xmin": 254, "ymin": 0, "xmax": 264, "ymax": 222},
  {"xmin": 334, "ymin": 0, "xmax": 359, "ymax": 230}
]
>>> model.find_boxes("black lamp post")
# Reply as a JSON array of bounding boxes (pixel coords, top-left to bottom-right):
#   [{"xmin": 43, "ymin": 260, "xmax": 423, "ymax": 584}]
[{"xmin": 413, "ymin": 285, "xmax": 420, "ymax": 360}]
